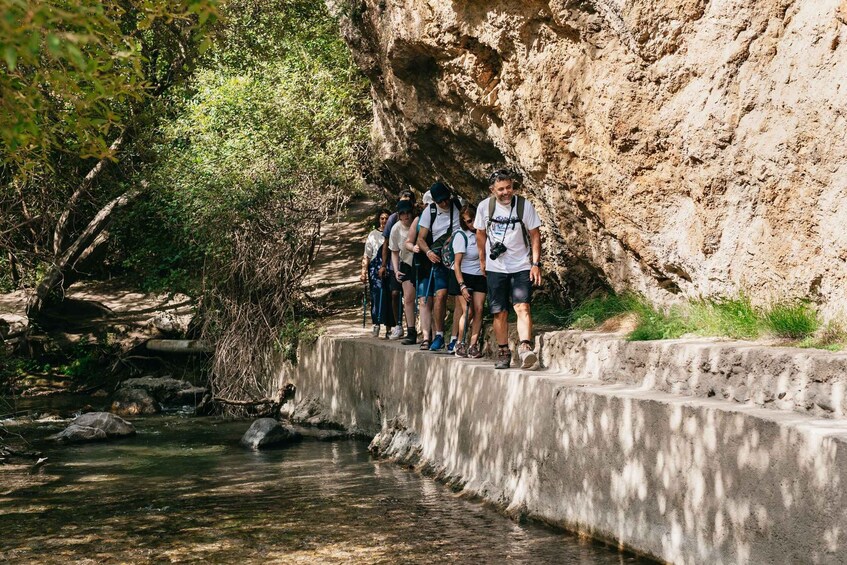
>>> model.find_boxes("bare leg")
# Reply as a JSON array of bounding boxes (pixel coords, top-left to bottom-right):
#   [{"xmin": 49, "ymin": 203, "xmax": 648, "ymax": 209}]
[
  {"xmin": 418, "ymin": 297, "xmax": 433, "ymax": 341},
  {"xmin": 433, "ymin": 289, "xmax": 448, "ymax": 333},
  {"xmin": 514, "ymin": 302, "xmax": 533, "ymax": 342},
  {"xmin": 455, "ymin": 297, "xmax": 467, "ymax": 342},
  {"xmin": 470, "ymin": 291, "xmax": 485, "ymax": 345},
  {"xmin": 450, "ymin": 295, "xmax": 460, "ymax": 337},
  {"xmin": 402, "ymin": 280, "xmax": 415, "ymax": 329},
  {"xmin": 492, "ymin": 310, "xmax": 509, "ymax": 345}
]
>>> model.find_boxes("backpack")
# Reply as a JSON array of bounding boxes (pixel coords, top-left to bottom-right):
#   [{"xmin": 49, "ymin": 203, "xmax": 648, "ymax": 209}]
[
  {"xmin": 486, "ymin": 195, "xmax": 529, "ymax": 249},
  {"xmin": 415, "ymin": 200, "xmax": 459, "ymax": 268}
]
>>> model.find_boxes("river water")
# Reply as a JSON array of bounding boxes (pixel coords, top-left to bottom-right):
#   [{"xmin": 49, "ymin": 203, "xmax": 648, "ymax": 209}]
[{"xmin": 1, "ymin": 411, "xmax": 648, "ymax": 564}]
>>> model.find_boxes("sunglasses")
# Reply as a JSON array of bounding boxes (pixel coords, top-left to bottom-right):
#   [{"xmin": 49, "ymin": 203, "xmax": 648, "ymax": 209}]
[{"xmin": 488, "ymin": 168, "xmax": 514, "ymax": 185}]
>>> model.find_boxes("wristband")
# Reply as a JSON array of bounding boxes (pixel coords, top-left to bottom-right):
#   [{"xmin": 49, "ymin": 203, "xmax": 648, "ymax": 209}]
[{"xmin": 459, "ymin": 282, "xmax": 467, "ymax": 288}]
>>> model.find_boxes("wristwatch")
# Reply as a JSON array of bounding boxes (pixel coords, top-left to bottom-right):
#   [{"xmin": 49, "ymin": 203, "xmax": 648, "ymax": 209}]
[{"xmin": 531, "ymin": 261, "xmax": 542, "ymax": 267}]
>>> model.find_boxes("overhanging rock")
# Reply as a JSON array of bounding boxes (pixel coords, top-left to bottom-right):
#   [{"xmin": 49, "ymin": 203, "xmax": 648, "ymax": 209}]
[{"xmin": 277, "ymin": 330, "xmax": 847, "ymax": 564}]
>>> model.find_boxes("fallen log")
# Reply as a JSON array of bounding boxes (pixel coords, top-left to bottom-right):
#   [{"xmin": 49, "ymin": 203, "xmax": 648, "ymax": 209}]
[
  {"xmin": 213, "ymin": 397, "xmax": 277, "ymax": 406},
  {"xmin": 145, "ymin": 339, "xmax": 213, "ymax": 353}
]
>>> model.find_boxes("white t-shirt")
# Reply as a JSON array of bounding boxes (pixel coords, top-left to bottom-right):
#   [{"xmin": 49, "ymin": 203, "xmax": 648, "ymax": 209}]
[
  {"xmin": 364, "ymin": 229, "xmax": 385, "ymax": 261},
  {"xmin": 389, "ymin": 221, "xmax": 413, "ymax": 266},
  {"xmin": 451, "ymin": 229, "xmax": 481, "ymax": 275},
  {"xmin": 418, "ymin": 202, "xmax": 461, "ymax": 242},
  {"xmin": 473, "ymin": 196, "xmax": 541, "ymax": 273}
]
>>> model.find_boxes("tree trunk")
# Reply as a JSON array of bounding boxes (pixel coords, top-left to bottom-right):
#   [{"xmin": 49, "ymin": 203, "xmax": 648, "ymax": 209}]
[
  {"xmin": 52, "ymin": 135, "xmax": 124, "ymax": 256},
  {"xmin": 26, "ymin": 187, "xmax": 141, "ymax": 322}
]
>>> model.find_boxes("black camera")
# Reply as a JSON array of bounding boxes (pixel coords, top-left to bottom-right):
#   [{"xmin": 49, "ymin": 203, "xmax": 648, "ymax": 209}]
[{"xmin": 489, "ymin": 241, "xmax": 507, "ymax": 260}]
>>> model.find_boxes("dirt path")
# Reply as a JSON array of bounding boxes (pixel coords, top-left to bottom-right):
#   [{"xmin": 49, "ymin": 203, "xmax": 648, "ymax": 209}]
[{"xmin": 303, "ymin": 197, "xmax": 379, "ymax": 332}]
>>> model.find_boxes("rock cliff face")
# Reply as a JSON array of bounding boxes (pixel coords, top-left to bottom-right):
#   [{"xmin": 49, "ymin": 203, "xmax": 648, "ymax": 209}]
[{"xmin": 336, "ymin": 0, "xmax": 847, "ymax": 313}]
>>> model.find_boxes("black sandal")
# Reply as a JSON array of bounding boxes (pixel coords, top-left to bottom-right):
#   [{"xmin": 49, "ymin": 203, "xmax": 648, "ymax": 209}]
[{"xmin": 419, "ymin": 340, "xmax": 431, "ymax": 350}]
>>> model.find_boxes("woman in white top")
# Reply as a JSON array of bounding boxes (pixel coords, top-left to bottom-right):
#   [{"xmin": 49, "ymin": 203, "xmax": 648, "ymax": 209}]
[
  {"xmin": 390, "ymin": 200, "xmax": 416, "ymax": 343},
  {"xmin": 361, "ymin": 209, "xmax": 390, "ymax": 337},
  {"xmin": 452, "ymin": 203, "xmax": 487, "ymax": 358}
]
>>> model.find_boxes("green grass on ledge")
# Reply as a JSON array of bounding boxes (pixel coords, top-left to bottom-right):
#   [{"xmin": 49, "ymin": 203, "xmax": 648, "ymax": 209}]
[{"xmin": 566, "ymin": 292, "xmax": 839, "ymax": 349}]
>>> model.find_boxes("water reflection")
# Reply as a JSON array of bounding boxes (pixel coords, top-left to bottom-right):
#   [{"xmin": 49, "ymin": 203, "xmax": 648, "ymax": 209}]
[{"xmin": 1, "ymin": 415, "xmax": 646, "ymax": 563}]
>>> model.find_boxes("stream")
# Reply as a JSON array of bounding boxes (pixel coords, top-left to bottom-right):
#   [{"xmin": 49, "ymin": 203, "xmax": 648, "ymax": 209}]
[{"xmin": 1, "ymin": 405, "xmax": 648, "ymax": 563}]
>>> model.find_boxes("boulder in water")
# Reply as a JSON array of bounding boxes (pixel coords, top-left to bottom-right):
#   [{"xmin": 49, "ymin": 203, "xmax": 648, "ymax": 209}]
[
  {"xmin": 240, "ymin": 418, "xmax": 301, "ymax": 450},
  {"xmin": 118, "ymin": 376, "xmax": 206, "ymax": 406},
  {"xmin": 111, "ymin": 387, "xmax": 161, "ymax": 416},
  {"xmin": 50, "ymin": 412, "xmax": 135, "ymax": 443}
]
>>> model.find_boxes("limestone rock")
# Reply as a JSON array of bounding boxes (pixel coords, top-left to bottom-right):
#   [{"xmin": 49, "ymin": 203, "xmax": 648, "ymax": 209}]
[
  {"xmin": 240, "ymin": 418, "xmax": 302, "ymax": 450},
  {"xmin": 148, "ymin": 312, "xmax": 187, "ymax": 336},
  {"xmin": 50, "ymin": 412, "xmax": 135, "ymax": 443},
  {"xmin": 336, "ymin": 1, "xmax": 847, "ymax": 316},
  {"xmin": 282, "ymin": 397, "xmax": 343, "ymax": 429},
  {"xmin": 118, "ymin": 376, "xmax": 206, "ymax": 406},
  {"xmin": 111, "ymin": 387, "xmax": 161, "ymax": 416}
]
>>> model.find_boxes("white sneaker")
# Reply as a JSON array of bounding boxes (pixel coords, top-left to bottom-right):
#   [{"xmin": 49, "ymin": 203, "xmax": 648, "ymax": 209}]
[
  {"xmin": 389, "ymin": 326, "xmax": 404, "ymax": 340},
  {"xmin": 519, "ymin": 346, "xmax": 538, "ymax": 369},
  {"xmin": 372, "ymin": 324, "xmax": 380, "ymax": 337}
]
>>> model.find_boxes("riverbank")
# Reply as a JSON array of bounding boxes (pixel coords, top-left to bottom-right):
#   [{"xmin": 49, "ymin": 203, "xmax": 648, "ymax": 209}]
[{"xmin": 277, "ymin": 326, "xmax": 847, "ymax": 564}]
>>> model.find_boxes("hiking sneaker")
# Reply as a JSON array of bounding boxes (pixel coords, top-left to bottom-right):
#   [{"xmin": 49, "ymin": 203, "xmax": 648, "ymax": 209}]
[
  {"xmin": 371, "ymin": 324, "xmax": 380, "ymax": 337},
  {"xmin": 401, "ymin": 329, "xmax": 417, "ymax": 345},
  {"xmin": 389, "ymin": 325, "xmax": 403, "ymax": 340},
  {"xmin": 429, "ymin": 334, "xmax": 445, "ymax": 352},
  {"xmin": 519, "ymin": 343, "xmax": 538, "ymax": 369},
  {"xmin": 455, "ymin": 342, "xmax": 468, "ymax": 358},
  {"xmin": 447, "ymin": 338, "xmax": 457, "ymax": 354},
  {"xmin": 495, "ymin": 347, "xmax": 511, "ymax": 369},
  {"xmin": 468, "ymin": 343, "xmax": 483, "ymax": 358}
]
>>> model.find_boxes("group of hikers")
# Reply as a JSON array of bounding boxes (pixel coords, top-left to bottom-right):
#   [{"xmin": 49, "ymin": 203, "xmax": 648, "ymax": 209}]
[{"xmin": 360, "ymin": 169, "xmax": 543, "ymax": 370}]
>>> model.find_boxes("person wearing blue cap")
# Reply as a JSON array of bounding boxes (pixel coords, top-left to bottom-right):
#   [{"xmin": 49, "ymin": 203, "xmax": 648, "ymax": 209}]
[{"xmin": 416, "ymin": 181, "xmax": 461, "ymax": 352}]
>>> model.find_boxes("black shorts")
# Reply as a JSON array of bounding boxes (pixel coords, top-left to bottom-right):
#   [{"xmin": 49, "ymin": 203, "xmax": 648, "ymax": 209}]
[
  {"xmin": 388, "ymin": 273, "xmax": 402, "ymax": 292},
  {"xmin": 460, "ymin": 273, "xmax": 487, "ymax": 294},
  {"xmin": 399, "ymin": 262, "xmax": 416, "ymax": 285},
  {"xmin": 447, "ymin": 269, "xmax": 461, "ymax": 296},
  {"xmin": 486, "ymin": 270, "xmax": 532, "ymax": 314}
]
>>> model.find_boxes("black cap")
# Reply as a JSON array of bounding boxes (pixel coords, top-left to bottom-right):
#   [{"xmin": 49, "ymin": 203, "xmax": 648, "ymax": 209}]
[
  {"xmin": 397, "ymin": 200, "xmax": 413, "ymax": 213},
  {"xmin": 429, "ymin": 181, "xmax": 451, "ymax": 203}
]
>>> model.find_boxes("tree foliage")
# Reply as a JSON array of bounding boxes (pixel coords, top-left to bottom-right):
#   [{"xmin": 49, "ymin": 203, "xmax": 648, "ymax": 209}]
[
  {"xmin": 0, "ymin": 0, "xmax": 217, "ymax": 292},
  {"xmin": 109, "ymin": 0, "xmax": 370, "ymax": 402},
  {"xmin": 0, "ymin": 0, "xmax": 216, "ymax": 173},
  {"xmin": 1, "ymin": 0, "xmax": 370, "ymax": 404}
]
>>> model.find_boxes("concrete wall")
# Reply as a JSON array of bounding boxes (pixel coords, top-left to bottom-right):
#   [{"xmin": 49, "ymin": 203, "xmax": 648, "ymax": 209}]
[
  {"xmin": 280, "ymin": 331, "xmax": 847, "ymax": 564},
  {"xmin": 542, "ymin": 332, "xmax": 847, "ymax": 419}
]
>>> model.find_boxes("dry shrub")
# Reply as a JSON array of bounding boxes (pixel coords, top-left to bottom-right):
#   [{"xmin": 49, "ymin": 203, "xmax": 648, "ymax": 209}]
[{"xmin": 200, "ymin": 180, "xmax": 346, "ymax": 408}]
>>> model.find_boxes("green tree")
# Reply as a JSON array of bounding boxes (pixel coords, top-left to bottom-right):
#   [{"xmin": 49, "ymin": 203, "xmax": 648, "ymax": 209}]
[
  {"xmin": 110, "ymin": 0, "xmax": 370, "ymax": 404},
  {"xmin": 0, "ymin": 0, "xmax": 217, "ymax": 315}
]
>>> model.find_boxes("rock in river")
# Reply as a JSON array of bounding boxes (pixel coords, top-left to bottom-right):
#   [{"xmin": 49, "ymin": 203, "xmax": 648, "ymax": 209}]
[
  {"xmin": 50, "ymin": 412, "xmax": 136, "ymax": 443},
  {"xmin": 111, "ymin": 387, "xmax": 161, "ymax": 416},
  {"xmin": 240, "ymin": 418, "xmax": 302, "ymax": 450}
]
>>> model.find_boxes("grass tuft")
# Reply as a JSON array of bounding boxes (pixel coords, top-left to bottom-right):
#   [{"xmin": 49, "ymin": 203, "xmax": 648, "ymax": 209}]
[
  {"xmin": 764, "ymin": 301, "xmax": 819, "ymax": 339},
  {"xmin": 628, "ymin": 304, "xmax": 691, "ymax": 341},
  {"xmin": 568, "ymin": 292, "xmax": 643, "ymax": 328},
  {"xmin": 686, "ymin": 295, "xmax": 761, "ymax": 340}
]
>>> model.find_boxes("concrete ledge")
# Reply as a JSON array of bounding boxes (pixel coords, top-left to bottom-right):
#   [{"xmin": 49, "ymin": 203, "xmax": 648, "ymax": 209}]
[
  {"xmin": 542, "ymin": 331, "xmax": 847, "ymax": 418},
  {"xmin": 279, "ymin": 332, "xmax": 847, "ymax": 564}
]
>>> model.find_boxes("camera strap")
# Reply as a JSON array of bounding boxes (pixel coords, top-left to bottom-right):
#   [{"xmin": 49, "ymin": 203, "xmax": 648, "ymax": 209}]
[{"xmin": 486, "ymin": 196, "xmax": 528, "ymax": 248}]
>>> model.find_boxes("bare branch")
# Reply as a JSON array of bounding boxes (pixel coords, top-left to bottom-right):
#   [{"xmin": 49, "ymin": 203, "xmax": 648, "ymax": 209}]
[{"xmin": 52, "ymin": 135, "xmax": 124, "ymax": 256}]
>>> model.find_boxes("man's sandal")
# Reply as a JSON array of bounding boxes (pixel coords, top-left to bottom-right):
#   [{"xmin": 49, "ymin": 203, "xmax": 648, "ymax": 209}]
[{"xmin": 419, "ymin": 340, "xmax": 431, "ymax": 350}]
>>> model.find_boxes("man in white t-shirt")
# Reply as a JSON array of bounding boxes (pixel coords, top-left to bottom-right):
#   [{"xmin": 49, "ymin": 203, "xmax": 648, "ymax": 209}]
[
  {"xmin": 473, "ymin": 169, "xmax": 542, "ymax": 369},
  {"xmin": 416, "ymin": 181, "xmax": 461, "ymax": 352}
]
